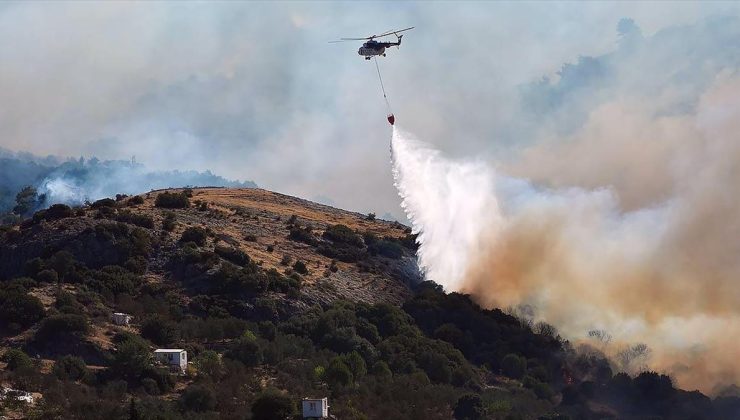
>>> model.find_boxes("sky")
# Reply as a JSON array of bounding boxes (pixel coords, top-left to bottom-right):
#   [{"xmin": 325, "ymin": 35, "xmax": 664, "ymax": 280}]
[{"xmin": 1, "ymin": 1, "xmax": 739, "ymax": 218}]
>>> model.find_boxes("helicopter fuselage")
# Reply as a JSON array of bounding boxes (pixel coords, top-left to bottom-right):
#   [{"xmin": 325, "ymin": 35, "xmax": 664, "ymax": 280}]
[{"xmin": 358, "ymin": 40, "xmax": 400, "ymax": 59}]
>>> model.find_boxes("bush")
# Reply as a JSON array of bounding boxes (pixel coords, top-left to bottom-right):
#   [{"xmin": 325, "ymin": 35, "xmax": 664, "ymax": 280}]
[
  {"xmin": 140, "ymin": 316, "xmax": 180, "ymax": 346},
  {"xmin": 154, "ymin": 192, "xmax": 190, "ymax": 209},
  {"xmin": 116, "ymin": 211, "xmax": 154, "ymax": 229},
  {"xmin": 0, "ymin": 289, "xmax": 45, "ymax": 330},
  {"xmin": 453, "ymin": 394, "xmax": 486, "ymax": 420},
  {"xmin": 292, "ymin": 260, "xmax": 308, "ymax": 275},
  {"xmin": 180, "ymin": 227, "xmax": 207, "ymax": 246},
  {"xmin": 128, "ymin": 196, "xmax": 145, "ymax": 205},
  {"xmin": 215, "ymin": 245, "xmax": 250, "ymax": 266},
  {"xmin": 225, "ymin": 337, "xmax": 263, "ymax": 367},
  {"xmin": 53, "ymin": 355, "xmax": 88, "ymax": 381},
  {"xmin": 37, "ymin": 269, "xmax": 58, "ymax": 283},
  {"xmin": 251, "ymin": 391, "xmax": 296, "ymax": 420},
  {"xmin": 288, "ymin": 226, "xmax": 317, "ymax": 245},
  {"xmin": 35, "ymin": 314, "xmax": 90, "ymax": 342},
  {"xmin": 368, "ymin": 239, "xmax": 404, "ymax": 259},
  {"xmin": 193, "ymin": 350, "xmax": 222, "ymax": 380},
  {"xmin": 2, "ymin": 349, "xmax": 33, "ymax": 371},
  {"xmin": 501, "ymin": 353, "xmax": 527, "ymax": 379},
  {"xmin": 44, "ymin": 204, "xmax": 74, "ymax": 220},
  {"xmin": 323, "ymin": 224, "xmax": 363, "ymax": 247},
  {"xmin": 91, "ymin": 198, "xmax": 117, "ymax": 209},
  {"xmin": 180, "ymin": 384, "xmax": 217, "ymax": 413},
  {"xmin": 162, "ymin": 212, "xmax": 177, "ymax": 231}
]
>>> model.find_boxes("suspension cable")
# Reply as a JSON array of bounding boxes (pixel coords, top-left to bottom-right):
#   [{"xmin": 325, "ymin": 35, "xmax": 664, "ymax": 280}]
[{"xmin": 374, "ymin": 57, "xmax": 392, "ymax": 113}]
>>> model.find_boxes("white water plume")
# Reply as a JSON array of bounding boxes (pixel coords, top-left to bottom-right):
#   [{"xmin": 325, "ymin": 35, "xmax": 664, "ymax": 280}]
[{"xmin": 390, "ymin": 126, "xmax": 501, "ymax": 290}]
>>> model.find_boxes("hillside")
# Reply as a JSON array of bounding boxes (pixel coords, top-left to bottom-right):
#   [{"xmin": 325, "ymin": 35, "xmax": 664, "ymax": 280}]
[{"xmin": 0, "ymin": 188, "xmax": 738, "ymax": 419}]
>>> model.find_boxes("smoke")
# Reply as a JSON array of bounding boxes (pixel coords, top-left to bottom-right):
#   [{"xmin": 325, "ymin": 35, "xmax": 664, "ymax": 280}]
[
  {"xmin": 390, "ymin": 74, "xmax": 740, "ymax": 393},
  {"xmin": 0, "ymin": 153, "xmax": 255, "ymax": 213}
]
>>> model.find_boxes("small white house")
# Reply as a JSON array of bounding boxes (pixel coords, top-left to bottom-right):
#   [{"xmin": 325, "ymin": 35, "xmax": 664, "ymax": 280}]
[
  {"xmin": 302, "ymin": 397, "xmax": 329, "ymax": 419},
  {"xmin": 111, "ymin": 312, "xmax": 132, "ymax": 326},
  {"xmin": 154, "ymin": 349, "xmax": 187, "ymax": 373}
]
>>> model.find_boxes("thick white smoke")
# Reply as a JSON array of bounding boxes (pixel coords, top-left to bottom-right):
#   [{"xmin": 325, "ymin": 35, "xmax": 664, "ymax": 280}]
[{"xmin": 390, "ymin": 125, "xmax": 740, "ymax": 394}]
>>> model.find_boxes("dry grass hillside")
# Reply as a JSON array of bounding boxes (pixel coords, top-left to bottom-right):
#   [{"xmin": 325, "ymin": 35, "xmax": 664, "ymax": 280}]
[{"xmin": 149, "ymin": 187, "xmax": 419, "ymax": 304}]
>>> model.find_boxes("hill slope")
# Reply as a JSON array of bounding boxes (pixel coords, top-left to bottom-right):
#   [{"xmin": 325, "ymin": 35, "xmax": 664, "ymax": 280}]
[{"xmin": 0, "ymin": 188, "xmax": 738, "ymax": 419}]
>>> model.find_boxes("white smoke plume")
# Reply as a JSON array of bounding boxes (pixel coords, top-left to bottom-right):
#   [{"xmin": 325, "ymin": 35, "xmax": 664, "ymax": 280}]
[{"xmin": 390, "ymin": 107, "xmax": 740, "ymax": 394}]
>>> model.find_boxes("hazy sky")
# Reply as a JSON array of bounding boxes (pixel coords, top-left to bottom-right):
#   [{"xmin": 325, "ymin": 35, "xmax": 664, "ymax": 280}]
[{"xmin": 1, "ymin": 1, "xmax": 739, "ymax": 217}]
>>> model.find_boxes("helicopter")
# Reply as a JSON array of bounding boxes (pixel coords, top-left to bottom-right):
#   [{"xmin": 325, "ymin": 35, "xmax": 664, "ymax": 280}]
[{"xmin": 330, "ymin": 27, "xmax": 414, "ymax": 60}]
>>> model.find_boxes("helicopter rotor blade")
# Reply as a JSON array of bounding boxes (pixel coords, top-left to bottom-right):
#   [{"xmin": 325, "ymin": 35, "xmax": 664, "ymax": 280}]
[{"xmin": 375, "ymin": 26, "xmax": 414, "ymax": 38}]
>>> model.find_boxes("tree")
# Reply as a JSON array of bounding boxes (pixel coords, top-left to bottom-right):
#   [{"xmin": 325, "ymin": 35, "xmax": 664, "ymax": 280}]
[
  {"xmin": 13, "ymin": 186, "xmax": 42, "ymax": 216},
  {"xmin": 501, "ymin": 353, "xmax": 527, "ymax": 379},
  {"xmin": 193, "ymin": 350, "xmax": 222, "ymax": 380},
  {"xmin": 140, "ymin": 316, "xmax": 179, "ymax": 346},
  {"xmin": 341, "ymin": 351, "xmax": 367, "ymax": 381},
  {"xmin": 111, "ymin": 335, "xmax": 152, "ymax": 380},
  {"xmin": 180, "ymin": 384, "xmax": 217, "ymax": 413},
  {"xmin": 453, "ymin": 394, "xmax": 486, "ymax": 420},
  {"xmin": 324, "ymin": 357, "xmax": 353, "ymax": 389},
  {"xmin": 251, "ymin": 391, "xmax": 296, "ymax": 420},
  {"xmin": 225, "ymin": 337, "xmax": 263, "ymax": 367}
]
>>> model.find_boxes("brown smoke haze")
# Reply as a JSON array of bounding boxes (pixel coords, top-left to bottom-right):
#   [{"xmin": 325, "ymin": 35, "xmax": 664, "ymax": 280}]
[{"xmin": 462, "ymin": 73, "xmax": 740, "ymax": 394}]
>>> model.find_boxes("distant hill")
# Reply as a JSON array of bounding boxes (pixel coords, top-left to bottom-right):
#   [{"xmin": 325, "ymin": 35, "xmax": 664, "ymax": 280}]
[
  {"xmin": 0, "ymin": 188, "xmax": 737, "ymax": 419},
  {"xmin": 0, "ymin": 150, "xmax": 256, "ymax": 214}
]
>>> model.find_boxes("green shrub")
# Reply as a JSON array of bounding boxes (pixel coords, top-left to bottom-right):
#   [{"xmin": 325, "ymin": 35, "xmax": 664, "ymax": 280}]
[
  {"xmin": 225, "ymin": 337, "xmax": 263, "ymax": 367},
  {"xmin": 0, "ymin": 288, "xmax": 45, "ymax": 329},
  {"xmin": 91, "ymin": 198, "xmax": 117, "ymax": 209},
  {"xmin": 36, "ymin": 269, "xmax": 58, "ymax": 283},
  {"xmin": 180, "ymin": 227, "xmax": 207, "ymax": 246},
  {"xmin": 323, "ymin": 224, "xmax": 363, "ymax": 247},
  {"xmin": 292, "ymin": 260, "xmax": 308, "ymax": 275},
  {"xmin": 44, "ymin": 204, "xmax": 74, "ymax": 220},
  {"xmin": 215, "ymin": 245, "xmax": 250, "ymax": 266},
  {"xmin": 369, "ymin": 239, "xmax": 404, "ymax": 259},
  {"xmin": 154, "ymin": 192, "xmax": 190, "ymax": 209},
  {"xmin": 251, "ymin": 391, "xmax": 296, "ymax": 420},
  {"xmin": 116, "ymin": 210, "xmax": 154, "ymax": 229},
  {"xmin": 140, "ymin": 316, "xmax": 180, "ymax": 346},
  {"xmin": 193, "ymin": 350, "xmax": 222, "ymax": 380},
  {"xmin": 162, "ymin": 212, "xmax": 177, "ymax": 231},
  {"xmin": 128, "ymin": 196, "xmax": 145, "ymax": 206},
  {"xmin": 2, "ymin": 349, "xmax": 33, "ymax": 371},
  {"xmin": 53, "ymin": 355, "xmax": 89, "ymax": 381},
  {"xmin": 453, "ymin": 394, "xmax": 486, "ymax": 420},
  {"xmin": 180, "ymin": 384, "xmax": 217, "ymax": 412},
  {"xmin": 35, "ymin": 314, "xmax": 90, "ymax": 342},
  {"xmin": 288, "ymin": 226, "xmax": 317, "ymax": 245}
]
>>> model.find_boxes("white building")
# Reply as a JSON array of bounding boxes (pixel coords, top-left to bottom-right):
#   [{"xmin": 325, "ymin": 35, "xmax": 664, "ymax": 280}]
[
  {"xmin": 302, "ymin": 397, "xmax": 329, "ymax": 419},
  {"xmin": 111, "ymin": 312, "xmax": 132, "ymax": 326},
  {"xmin": 154, "ymin": 349, "xmax": 187, "ymax": 373}
]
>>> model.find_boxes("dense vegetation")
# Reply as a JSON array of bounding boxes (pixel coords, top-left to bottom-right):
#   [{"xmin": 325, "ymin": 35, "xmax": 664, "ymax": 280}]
[{"xmin": 0, "ymin": 191, "xmax": 738, "ymax": 419}]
